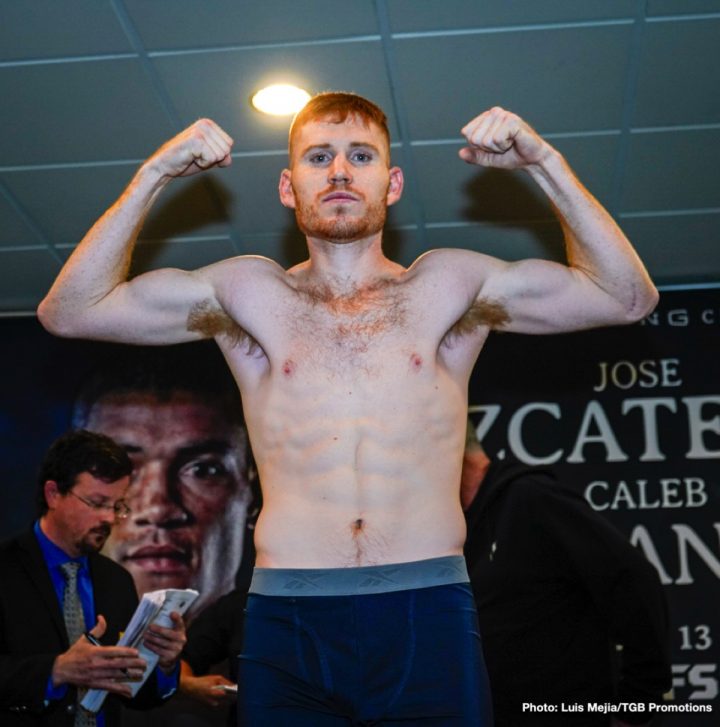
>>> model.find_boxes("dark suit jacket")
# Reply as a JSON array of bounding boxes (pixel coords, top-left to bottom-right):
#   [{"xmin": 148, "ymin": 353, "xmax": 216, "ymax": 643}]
[{"xmin": 0, "ymin": 529, "xmax": 172, "ymax": 726}]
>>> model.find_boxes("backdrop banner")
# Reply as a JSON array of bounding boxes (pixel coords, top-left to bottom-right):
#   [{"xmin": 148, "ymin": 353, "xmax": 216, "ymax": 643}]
[
  {"xmin": 1, "ymin": 286, "xmax": 718, "ymax": 724},
  {"xmin": 469, "ymin": 287, "xmax": 719, "ymax": 723}
]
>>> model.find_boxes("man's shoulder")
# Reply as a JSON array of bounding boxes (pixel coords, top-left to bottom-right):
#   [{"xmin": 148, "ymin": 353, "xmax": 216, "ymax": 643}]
[
  {"xmin": 409, "ymin": 247, "xmax": 497, "ymax": 274},
  {"xmin": 0, "ymin": 531, "xmax": 46, "ymax": 594},
  {"xmin": 508, "ymin": 467, "xmax": 586, "ymax": 508},
  {"xmin": 485, "ymin": 460, "xmax": 556, "ymax": 494},
  {"xmin": 209, "ymin": 253, "xmax": 287, "ymax": 281},
  {"xmin": 481, "ymin": 461, "xmax": 585, "ymax": 514},
  {"xmin": 90, "ymin": 551, "xmax": 131, "ymax": 575},
  {"xmin": 0, "ymin": 532, "xmax": 20, "ymax": 553},
  {"xmin": 407, "ymin": 248, "xmax": 502, "ymax": 310},
  {"xmin": 0, "ymin": 529, "xmax": 35, "ymax": 562},
  {"xmin": 89, "ymin": 552, "xmax": 136, "ymax": 591},
  {"xmin": 89, "ymin": 553, "xmax": 141, "ymax": 621},
  {"xmin": 208, "ymin": 254, "xmax": 298, "ymax": 307}
]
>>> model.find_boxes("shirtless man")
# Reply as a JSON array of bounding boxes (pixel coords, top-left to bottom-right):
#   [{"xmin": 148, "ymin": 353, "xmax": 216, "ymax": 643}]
[{"xmin": 38, "ymin": 92, "xmax": 658, "ymax": 725}]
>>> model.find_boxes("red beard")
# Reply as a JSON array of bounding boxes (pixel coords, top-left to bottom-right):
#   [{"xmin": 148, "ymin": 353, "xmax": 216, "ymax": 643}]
[{"xmin": 293, "ymin": 188, "xmax": 388, "ymax": 243}]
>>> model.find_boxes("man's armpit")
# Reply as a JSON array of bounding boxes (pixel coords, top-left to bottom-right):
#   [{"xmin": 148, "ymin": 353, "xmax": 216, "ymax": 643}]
[
  {"xmin": 448, "ymin": 297, "xmax": 510, "ymax": 338},
  {"xmin": 187, "ymin": 300, "xmax": 261, "ymax": 354}
]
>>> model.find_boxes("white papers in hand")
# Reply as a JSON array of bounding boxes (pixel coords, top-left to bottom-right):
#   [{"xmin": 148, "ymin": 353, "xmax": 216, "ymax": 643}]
[{"xmin": 80, "ymin": 588, "xmax": 198, "ymax": 713}]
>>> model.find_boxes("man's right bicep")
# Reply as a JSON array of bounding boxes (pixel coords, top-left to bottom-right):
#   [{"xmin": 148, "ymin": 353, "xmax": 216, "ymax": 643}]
[{"xmin": 77, "ymin": 268, "xmax": 217, "ymax": 345}]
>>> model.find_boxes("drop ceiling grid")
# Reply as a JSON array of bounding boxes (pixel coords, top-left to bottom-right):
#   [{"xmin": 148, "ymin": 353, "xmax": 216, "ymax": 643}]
[{"xmin": 0, "ymin": 2, "xmax": 719, "ymax": 313}]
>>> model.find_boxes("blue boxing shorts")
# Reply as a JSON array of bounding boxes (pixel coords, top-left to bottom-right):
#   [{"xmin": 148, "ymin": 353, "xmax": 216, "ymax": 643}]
[{"xmin": 238, "ymin": 555, "xmax": 493, "ymax": 726}]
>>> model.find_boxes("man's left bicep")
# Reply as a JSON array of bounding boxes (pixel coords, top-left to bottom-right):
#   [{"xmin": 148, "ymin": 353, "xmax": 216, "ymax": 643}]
[{"xmin": 484, "ymin": 258, "xmax": 630, "ymax": 334}]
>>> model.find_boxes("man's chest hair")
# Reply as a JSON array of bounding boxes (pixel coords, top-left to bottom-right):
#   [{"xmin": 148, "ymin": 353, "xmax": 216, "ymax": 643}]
[
  {"xmin": 189, "ymin": 270, "xmax": 508, "ymax": 366},
  {"xmin": 292, "ymin": 277, "xmax": 410, "ymax": 344}
]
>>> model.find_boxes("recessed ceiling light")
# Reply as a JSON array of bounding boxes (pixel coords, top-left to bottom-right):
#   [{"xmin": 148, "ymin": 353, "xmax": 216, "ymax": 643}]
[{"xmin": 251, "ymin": 84, "xmax": 311, "ymax": 116}]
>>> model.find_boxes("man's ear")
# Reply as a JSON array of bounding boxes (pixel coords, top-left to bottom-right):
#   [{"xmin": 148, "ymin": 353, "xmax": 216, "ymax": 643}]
[
  {"xmin": 386, "ymin": 166, "xmax": 404, "ymax": 207},
  {"xmin": 278, "ymin": 169, "xmax": 296, "ymax": 209},
  {"xmin": 44, "ymin": 480, "xmax": 60, "ymax": 509}
]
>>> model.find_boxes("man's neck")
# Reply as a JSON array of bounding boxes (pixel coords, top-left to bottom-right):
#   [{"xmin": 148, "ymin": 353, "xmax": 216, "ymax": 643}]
[{"xmin": 303, "ymin": 233, "xmax": 399, "ymax": 291}]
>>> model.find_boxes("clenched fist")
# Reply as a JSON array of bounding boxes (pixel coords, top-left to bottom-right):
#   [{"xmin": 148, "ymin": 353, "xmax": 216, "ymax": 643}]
[
  {"xmin": 145, "ymin": 119, "xmax": 234, "ymax": 179},
  {"xmin": 459, "ymin": 107, "xmax": 552, "ymax": 170}
]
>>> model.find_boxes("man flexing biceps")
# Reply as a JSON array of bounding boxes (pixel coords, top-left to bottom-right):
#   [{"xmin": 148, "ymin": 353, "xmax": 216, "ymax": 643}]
[{"xmin": 39, "ymin": 93, "xmax": 657, "ymax": 725}]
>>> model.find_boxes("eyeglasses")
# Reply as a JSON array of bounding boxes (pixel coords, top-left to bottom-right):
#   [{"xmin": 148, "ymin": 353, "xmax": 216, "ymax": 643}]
[{"xmin": 68, "ymin": 490, "xmax": 131, "ymax": 520}]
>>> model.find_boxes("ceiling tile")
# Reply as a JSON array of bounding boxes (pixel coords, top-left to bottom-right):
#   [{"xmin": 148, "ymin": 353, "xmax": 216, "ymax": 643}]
[
  {"xmin": 620, "ymin": 213, "xmax": 720, "ymax": 284},
  {"xmin": 0, "ymin": 189, "xmax": 45, "ymax": 249},
  {"xmin": 1, "ymin": 1, "xmax": 131, "ymax": 61},
  {"xmin": 424, "ymin": 222, "xmax": 565, "ymax": 262},
  {"xmin": 56, "ymin": 236, "xmax": 238, "ymax": 275},
  {"xmin": 412, "ymin": 134, "xmax": 619, "ymax": 224},
  {"xmin": 646, "ymin": 0, "xmax": 720, "ymax": 15},
  {"xmin": 129, "ymin": 237, "xmax": 239, "ymax": 274},
  {"xmin": 142, "ymin": 174, "xmax": 235, "ymax": 241},
  {"xmin": 151, "ymin": 41, "xmax": 396, "ymax": 152},
  {"xmin": 211, "ymin": 155, "xmax": 302, "ymax": 236},
  {"xmin": 2, "ymin": 165, "xmax": 135, "ymax": 247},
  {"xmin": 125, "ymin": 0, "xmax": 378, "ymax": 49},
  {"xmin": 548, "ymin": 135, "xmax": 621, "ymax": 207},
  {"xmin": 0, "ymin": 249, "xmax": 60, "ymax": 312},
  {"xmin": 414, "ymin": 145, "xmax": 554, "ymax": 224},
  {"xmin": 2, "ymin": 164, "xmax": 233, "ymax": 246},
  {"xmin": 387, "ymin": 0, "xmax": 637, "ymax": 32},
  {"xmin": 385, "ymin": 194, "xmax": 416, "ymax": 229},
  {"xmin": 392, "ymin": 24, "xmax": 632, "ymax": 139},
  {"xmin": 236, "ymin": 229, "xmax": 308, "ymax": 269},
  {"xmin": 634, "ymin": 18, "xmax": 720, "ymax": 127},
  {"xmin": 3, "ymin": 150, "xmax": 414, "ymax": 265},
  {"xmin": 1, "ymin": 1, "xmax": 719, "ymax": 312},
  {"xmin": 380, "ymin": 226, "xmax": 422, "ymax": 268},
  {"xmin": 621, "ymin": 129, "xmax": 720, "ymax": 211},
  {"xmin": 0, "ymin": 59, "xmax": 176, "ymax": 166}
]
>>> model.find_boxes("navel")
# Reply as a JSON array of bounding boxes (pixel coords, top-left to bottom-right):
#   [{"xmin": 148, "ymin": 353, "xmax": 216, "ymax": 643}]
[{"xmin": 352, "ymin": 518, "xmax": 364, "ymax": 533}]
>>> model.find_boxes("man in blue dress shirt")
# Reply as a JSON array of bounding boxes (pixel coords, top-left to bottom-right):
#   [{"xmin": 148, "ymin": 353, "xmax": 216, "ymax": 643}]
[{"xmin": 0, "ymin": 430, "xmax": 187, "ymax": 726}]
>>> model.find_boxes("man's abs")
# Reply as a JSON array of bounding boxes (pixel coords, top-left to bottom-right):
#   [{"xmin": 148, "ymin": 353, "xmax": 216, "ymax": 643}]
[
  {"xmin": 218, "ymin": 267, "xmax": 479, "ymax": 568},
  {"xmin": 247, "ymin": 361, "xmax": 468, "ymax": 567},
  {"xmin": 253, "ymin": 489, "xmax": 467, "ymax": 568}
]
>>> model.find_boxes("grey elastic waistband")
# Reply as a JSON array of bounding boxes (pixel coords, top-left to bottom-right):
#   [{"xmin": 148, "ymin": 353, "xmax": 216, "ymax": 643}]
[{"xmin": 249, "ymin": 555, "xmax": 469, "ymax": 596}]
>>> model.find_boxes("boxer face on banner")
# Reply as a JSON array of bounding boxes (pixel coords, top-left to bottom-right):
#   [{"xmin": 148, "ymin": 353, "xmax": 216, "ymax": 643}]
[{"xmin": 83, "ymin": 389, "xmax": 252, "ymax": 611}]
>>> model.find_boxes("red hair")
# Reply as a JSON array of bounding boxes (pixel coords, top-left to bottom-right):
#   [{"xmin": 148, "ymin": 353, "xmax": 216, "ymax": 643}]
[{"xmin": 288, "ymin": 91, "xmax": 390, "ymax": 160}]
